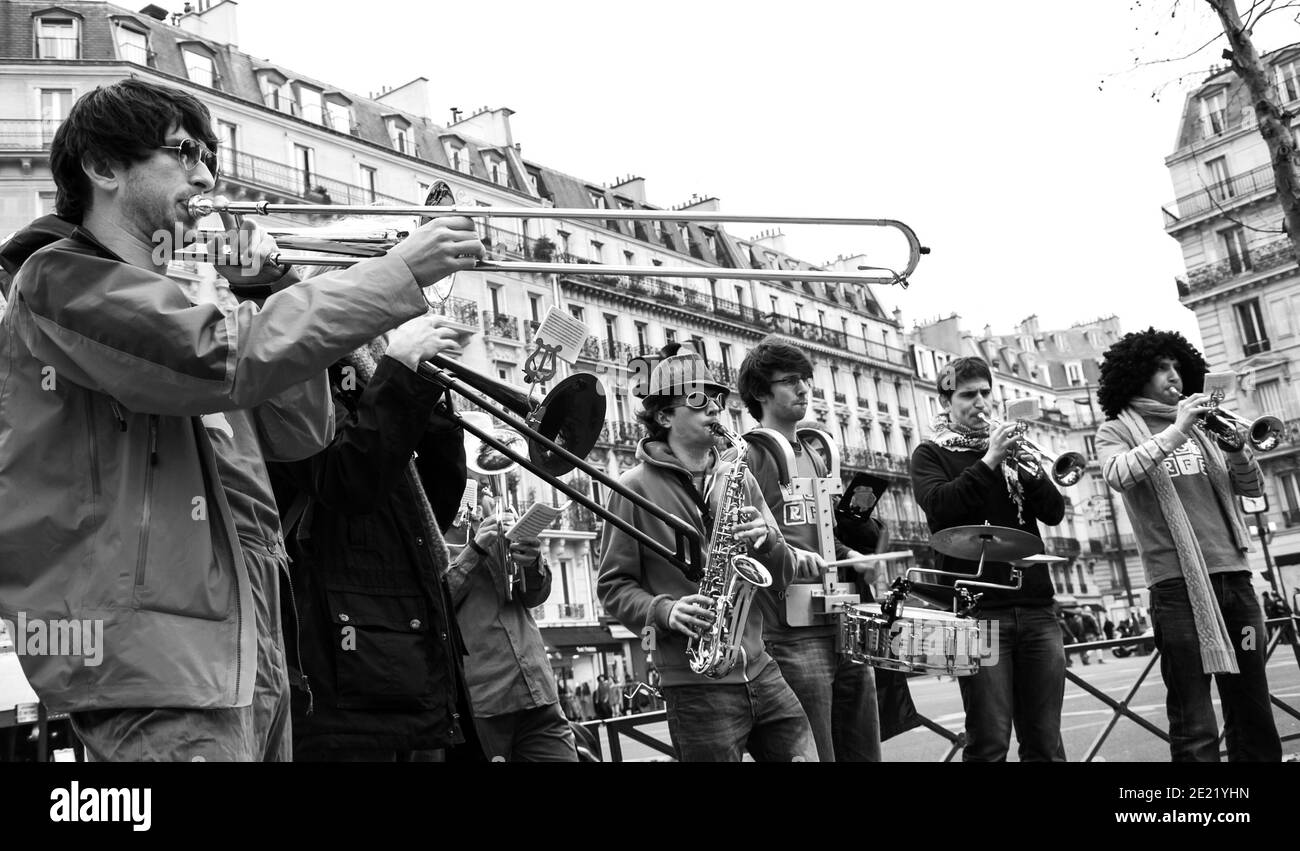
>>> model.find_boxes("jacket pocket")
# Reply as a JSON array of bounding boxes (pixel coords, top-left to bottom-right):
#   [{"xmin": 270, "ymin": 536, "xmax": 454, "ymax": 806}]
[{"xmin": 326, "ymin": 587, "xmax": 434, "ymax": 709}]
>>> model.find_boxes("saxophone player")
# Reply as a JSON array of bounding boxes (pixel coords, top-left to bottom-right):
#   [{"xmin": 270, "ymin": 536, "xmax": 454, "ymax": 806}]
[{"xmin": 597, "ymin": 352, "xmax": 817, "ymax": 762}]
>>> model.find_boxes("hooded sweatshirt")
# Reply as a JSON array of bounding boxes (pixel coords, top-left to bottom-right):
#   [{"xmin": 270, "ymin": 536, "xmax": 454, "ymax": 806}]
[{"xmin": 597, "ymin": 438, "xmax": 794, "ymax": 687}]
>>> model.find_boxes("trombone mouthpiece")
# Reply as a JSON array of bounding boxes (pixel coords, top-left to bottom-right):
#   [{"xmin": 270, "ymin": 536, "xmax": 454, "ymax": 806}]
[{"xmin": 188, "ymin": 195, "xmax": 216, "ymax": 217}]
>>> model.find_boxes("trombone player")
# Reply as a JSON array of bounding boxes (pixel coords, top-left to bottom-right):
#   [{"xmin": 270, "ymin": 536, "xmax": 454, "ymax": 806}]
[{"xmin": 1095, "ymin": 329, "xmax": 1281, "ymax": 761}]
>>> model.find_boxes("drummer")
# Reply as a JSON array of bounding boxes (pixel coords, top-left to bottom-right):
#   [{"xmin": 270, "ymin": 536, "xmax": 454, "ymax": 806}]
[{"xmin": 909, "ymin": 357, "xmax": 1068, "ymax": 762}]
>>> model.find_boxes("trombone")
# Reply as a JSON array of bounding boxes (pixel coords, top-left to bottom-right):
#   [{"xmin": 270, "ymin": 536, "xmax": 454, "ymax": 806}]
[
  {"xmin": 186, "ymin": 193, "xmax": 927, "ymax": 287},
  {"xmin": 419, "ymin": 353, "xmax": 706, "ymax": 576},
  {"xmin": 976, "ymin": 412, "xmax": 1088, "ymax": 487}
]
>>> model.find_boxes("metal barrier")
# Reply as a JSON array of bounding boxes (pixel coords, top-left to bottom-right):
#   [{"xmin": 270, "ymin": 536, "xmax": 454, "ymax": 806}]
[
  {"xmin": 567, "ymin": 617, "xmax": 1300, "ymax": 762},
  {"xmin": 579, "ymin": 710, "xmax": 675, "ymax": 762}
]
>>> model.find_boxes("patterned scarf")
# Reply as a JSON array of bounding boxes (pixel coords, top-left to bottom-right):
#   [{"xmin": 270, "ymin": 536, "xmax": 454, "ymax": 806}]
[
  {"xmin": 1118, "ymin": 398, "xmax": 1238, "ymax": 674},
  {"xmin": 926, "ymin": 411, "xmax": 1027, "ymax": 525}
]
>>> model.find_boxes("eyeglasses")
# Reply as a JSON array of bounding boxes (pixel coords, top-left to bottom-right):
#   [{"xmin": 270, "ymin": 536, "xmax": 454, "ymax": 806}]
[
  {"xmin": 157, "ymin": 138, "xmax": 219, "ymax": 179},
  {"xmin": 667, "ymin": 389, "xmax": 729, "ymax": 411},
  {"xmin": 769, "ymin": 375, "xmax": 813, "ymax": 390}
]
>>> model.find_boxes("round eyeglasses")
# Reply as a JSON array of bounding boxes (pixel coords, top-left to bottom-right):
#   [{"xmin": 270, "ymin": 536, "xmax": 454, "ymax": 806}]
[
  {"xmin": 157, "ymin": 138, "xmax": 220, "ymax": 179},
  {"xmin": 668, "ymin": 389, "xmax": 728, "ymax": 411}
]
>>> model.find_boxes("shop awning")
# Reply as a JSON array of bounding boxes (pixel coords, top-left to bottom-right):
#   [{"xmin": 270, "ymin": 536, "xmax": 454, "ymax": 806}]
[{"xmin": 541, "ymin": 625, "xmax": 624, "ymax": 649}]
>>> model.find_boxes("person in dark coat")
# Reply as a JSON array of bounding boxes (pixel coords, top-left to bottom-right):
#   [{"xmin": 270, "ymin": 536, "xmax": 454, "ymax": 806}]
[{"xmin": 269, "ymin": 315, "xmax": 479, "ymax": 761}]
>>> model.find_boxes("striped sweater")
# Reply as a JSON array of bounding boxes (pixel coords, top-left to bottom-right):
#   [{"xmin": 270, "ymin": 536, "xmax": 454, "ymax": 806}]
[{"xmin": 1096, "ymin": 418, "xmax": 1261, "ymax": 587}]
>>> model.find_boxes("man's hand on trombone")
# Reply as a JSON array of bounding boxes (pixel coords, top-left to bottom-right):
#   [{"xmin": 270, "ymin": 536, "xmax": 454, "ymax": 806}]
[
  {"xmin": 386, "ymin": 313, "xmax": 473, "ymax": 372},
  {"xmin": 390, "ymin": 215, "xmax": 484, "ymax": 284}
]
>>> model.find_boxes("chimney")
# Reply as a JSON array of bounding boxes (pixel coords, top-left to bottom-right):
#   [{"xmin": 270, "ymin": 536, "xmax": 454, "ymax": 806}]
[
  {"xmin": 750, "ymin": 228, "xmax": 788, "ymax": 255},
  {"xmin": 678, "ymin": 194, "xmax": 720, "ymax": 214},
  {"xmin": 177, "ymin": 0, "xmax": 239, "ymax": 47},
  {"xmin": 613, "ymin": 175, "xmax": 646, "ymax": 204},
  {"xmin": 984, "ymin": 323, "xmax": 993, "ymax": 339},
  {"xmin": 375, "ymin": 77, "xmax": 432, "ymax": 122},
  {"xmin": 447, "ymin": 105, "xmax": 515, "ymax": 148}
]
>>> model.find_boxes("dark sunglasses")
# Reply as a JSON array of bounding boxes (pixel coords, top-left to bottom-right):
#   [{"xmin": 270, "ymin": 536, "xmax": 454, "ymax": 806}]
[
  {"xmin": 157, "ymin": 138, "xmax": 220, "ymax": 178},
  {"xmin": 667, "ymin": 389, "xmax": 728, "ymax": 411}
]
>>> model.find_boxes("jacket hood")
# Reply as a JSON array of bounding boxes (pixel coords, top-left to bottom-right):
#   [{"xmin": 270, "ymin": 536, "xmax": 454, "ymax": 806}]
[
  {"xmin": 0, "ymin": 214, "xmax": 77, "ymax": 275},
  {"xmin": 636, "ymin": 438, "xmax": 722, "ymax": 474}
]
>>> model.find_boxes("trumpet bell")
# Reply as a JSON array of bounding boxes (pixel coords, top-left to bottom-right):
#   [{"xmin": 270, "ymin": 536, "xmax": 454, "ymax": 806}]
[
  {"xmin": 528, "ymin": 372, "xmax": 607, "ymax": 477},
  {"xmin": 1051, "ymin": 452, "xmax": 1088, "ymax": 487},
  {"xmin": 731, "ymin": 555, "xmax": 773, "ymax": 588},
  {"xmin": 1249, "ymin": 415, "xmax": 1285, "ymax": 452}
]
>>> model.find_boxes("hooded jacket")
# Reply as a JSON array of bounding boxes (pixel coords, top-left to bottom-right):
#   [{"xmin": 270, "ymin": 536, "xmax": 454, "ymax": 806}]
[
  {"xmin": 0, "ymin": 224, "xmax": 428, "ymax": 713},
  {"xmin": 597, "ymin": 438, "xmax": 794, "ymax": 687}
]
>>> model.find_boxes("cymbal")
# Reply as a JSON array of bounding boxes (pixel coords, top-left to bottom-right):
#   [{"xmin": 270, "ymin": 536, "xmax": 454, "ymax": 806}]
[
  {"xmin": 930, "ymin": 524, "xmax": 1042, "ymax": 562},
  {"xmin": 1011, "ymin": 553, "xmax": 1067, "ymax": 566}
]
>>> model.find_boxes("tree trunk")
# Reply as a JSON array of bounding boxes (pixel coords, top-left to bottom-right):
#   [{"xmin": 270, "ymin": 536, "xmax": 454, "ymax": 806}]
[{"xmin": 1207, "ymin": 0, "xmax": 1300, "ymax": 263}]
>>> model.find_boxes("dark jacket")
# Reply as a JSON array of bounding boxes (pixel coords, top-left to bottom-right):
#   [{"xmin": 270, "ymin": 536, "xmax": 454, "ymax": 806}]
[
  {"xmin": 910, "ymin": 442, "xmax": 1065, "ymax": 608},
  {"xmin": 269, "ymin": 354, "xmax": 472, "ymax": 752}
]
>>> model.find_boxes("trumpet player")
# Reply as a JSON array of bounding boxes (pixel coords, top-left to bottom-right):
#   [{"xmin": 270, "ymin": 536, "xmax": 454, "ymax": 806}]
[
  {"xmin": 596, "ymin": 352, "xmax": 816, "ymax": 761},
  {"xmin": 1095, "ymin": 329, "xmax": 1281, "ymax": 761},
  {"xmin": 910, "ymin": 356, "xmax": 1067, "ymax": 762}
]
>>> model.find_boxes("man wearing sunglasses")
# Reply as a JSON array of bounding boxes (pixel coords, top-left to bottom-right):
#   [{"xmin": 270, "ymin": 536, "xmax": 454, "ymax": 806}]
[
  {"xmin": 597, "ymin": 351, "xmax": 816, "ymax": 761},
  {"xmin": 0, "ymin": 78, "xmax": 483, "ymax": 761},
  {"xmin": 736, "ymin": 337, "xmax": 886, "ymax": 761}
]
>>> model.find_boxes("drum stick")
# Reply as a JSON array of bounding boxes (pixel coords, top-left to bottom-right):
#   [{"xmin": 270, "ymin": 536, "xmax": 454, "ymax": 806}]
[{"xmin": 824, "ymin": 551, "xmax": 915, "ymax": 569}]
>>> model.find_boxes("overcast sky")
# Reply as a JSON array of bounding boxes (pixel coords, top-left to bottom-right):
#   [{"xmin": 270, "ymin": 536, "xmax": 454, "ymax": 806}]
[{"xmin": 233, "ymin": 1, "xmax": 1300, "ymax": 346}]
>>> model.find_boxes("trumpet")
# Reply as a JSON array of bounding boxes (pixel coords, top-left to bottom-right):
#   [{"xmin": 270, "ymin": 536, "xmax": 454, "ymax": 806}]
[
  {"xmin": 976, "ymin": 412, "xmax": 1088, "ymax": 487},
  {"xmin": 1181, "ymin": 394, "xmax": 1284, "ymax": 452}
]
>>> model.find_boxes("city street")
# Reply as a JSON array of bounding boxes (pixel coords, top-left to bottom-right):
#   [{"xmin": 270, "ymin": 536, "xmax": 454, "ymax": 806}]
[{"xmin": 594, "ymin": 647, "xmax": 1300, "ymax": 762}]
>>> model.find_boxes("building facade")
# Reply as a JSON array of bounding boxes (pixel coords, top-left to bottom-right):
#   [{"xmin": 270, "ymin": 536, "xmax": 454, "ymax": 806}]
[{"xmin": 1164, "ymin": 44, "xmax": 1300, "ymax": 599}]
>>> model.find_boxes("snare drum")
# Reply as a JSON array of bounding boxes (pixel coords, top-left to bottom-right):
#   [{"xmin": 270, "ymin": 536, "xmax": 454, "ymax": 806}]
[{"xmin": 840, "ymin": 603, "xmax": 982, "ymax": 676}]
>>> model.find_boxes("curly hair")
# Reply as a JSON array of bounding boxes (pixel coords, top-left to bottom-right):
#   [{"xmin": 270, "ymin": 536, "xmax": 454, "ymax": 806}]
[
  {"xmin": 936, "ymin": 356, "xmax": 992, "ymax": 403},
  {"xmin": 1096, "ymin": 328, "xmax": 1207, "ymax": 419},
  {"xmin": 736, "ymin": 335, "xmax": 813, "ymax": 420}
]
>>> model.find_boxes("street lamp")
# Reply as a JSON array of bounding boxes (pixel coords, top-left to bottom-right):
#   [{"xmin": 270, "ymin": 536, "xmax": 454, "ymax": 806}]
[{"xmin": 1078, "ymin": 383, "xmax": 1136, "ymax": 610}]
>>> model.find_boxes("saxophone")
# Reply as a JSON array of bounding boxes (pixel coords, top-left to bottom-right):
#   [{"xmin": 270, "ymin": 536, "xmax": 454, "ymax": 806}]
[{"xmin": 687, "ymin": 423, "xmax": 774, "ymax": 679}]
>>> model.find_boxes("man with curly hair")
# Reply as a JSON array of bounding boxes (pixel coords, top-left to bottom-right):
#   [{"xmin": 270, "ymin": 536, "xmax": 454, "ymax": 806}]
[{"xmin": 1095, "ymin": 328, "xmax": 1281, "ymax": 762}]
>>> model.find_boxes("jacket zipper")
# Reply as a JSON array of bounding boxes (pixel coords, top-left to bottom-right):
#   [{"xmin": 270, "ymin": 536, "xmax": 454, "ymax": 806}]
[
  {"xmin": 134, "ymin": 416, "xmax": 159, "ymax": 587},
  {"xmin": 278, "ymin": 556, "xmax": 314, "ymax": 716},
  {"xmin": 85, "ymin": 404, "xmax": 102, "ymax": 502}
]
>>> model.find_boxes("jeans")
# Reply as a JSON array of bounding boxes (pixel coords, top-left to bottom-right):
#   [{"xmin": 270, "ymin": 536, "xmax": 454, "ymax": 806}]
[
  {"xmin": 768, "ymin": 636, "xmax": 881, "ymax": 762},
  {"xmin": 1149, "ymin": 573, "xmax": 1282, "ymax": 762},
  {"xmin": 474, "ymin": 702, "xmax": 579, "ymax": 762},
  {"xmin": 957, "ymin": 606, "xmax": 1066, "ymax": 762},
  {"xmin": 662, "ymin": 660, "xmax": 817, "ymax": 762}
]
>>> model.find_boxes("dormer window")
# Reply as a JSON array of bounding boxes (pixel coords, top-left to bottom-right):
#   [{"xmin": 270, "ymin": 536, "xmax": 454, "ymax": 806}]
[
  {"xmin": 295, "ymin": 84, "xmax": 324, "ymax": 124},
  {"xmin": 35, "ymin": 16, "xmax": 79, "ymax": 59},
  {"xmin": 441, "ymin": 137, "xmax": 469, "ymax": 173},
  {"xmin": 257, "ymin": 69, "xmax": 290, "ymax": 112},
  {"xmin": 1199, "ymin": 88, "xmax": 1227, "ymax": 136},
  {"xmin": 113, "ymin": 22, "xmax": 148, "ymax": 65},
  {"xmin": 483, "ymin": 152, "xmax": 507, "ymax": 186},
  {"xmin": 325, "ymin": 94, "xmax": 354, "ymax": 134},
  {"xmin": 385, "ymin": 115, "xmax": 413, "ymax": 154},
  {"xmin": 589, "ymin": 190, "xmax": 607, "ymax": 209},
  {"xmin": 182, "ymin": 46, "xmax": 216, "ymax": 89}
]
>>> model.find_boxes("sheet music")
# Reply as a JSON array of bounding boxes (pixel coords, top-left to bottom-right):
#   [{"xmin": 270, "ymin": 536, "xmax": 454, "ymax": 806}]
[
  {"xmin": 532, "ymin": 306, "xmax": 590, "ymax": 365},
  {"xmin": 505, "ymin": 501, "xmax": 566, "ymax": 541}
]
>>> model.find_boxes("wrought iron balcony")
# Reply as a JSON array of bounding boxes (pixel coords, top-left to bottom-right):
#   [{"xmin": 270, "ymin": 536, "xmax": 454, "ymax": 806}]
[
  {"xmin": 563, "ymin": 504, "xmax": 599, "ymax": 533},
  {"xmin": 220, "ymin": 148, "xmax": 410, "ymax": 207},
  {"xmin": 840, "ymin": 445, "xmax": 911, "ymax": 478},
  {"xmin": 760, "ymin": 313, "xmax": 914, "ymax": 369},
  {"xmin": 427, "ymin": 294, "xmax": 479, "ymax": 328},
  {"xmin": 1184, "ymin": 234, "xmax": 1295, "ymax": 295},
  {"xmin": 890, "ymin": 519, "xmax": 930, "ymax": 544},
  {"xmin": 1167, "ymin": 163, "xmax": 1275, "ymax": 221},
  {"xmin": 531, "ymin": 602, "xmax": 589, "ymax": 622},
  {"xmin": 37, "ymin": 37, "xmax": 79, "ymax": 59},
  {"xmin": 712, "ymin": 364, "xmax": 739, "ymax": 387},
  {"xmin": 0, "ymin": 119, "xmax": 60, "ymax": 150},
  {"xmin": 597, "ymin": 420, "xmax": 643, "ymax": 448},
  {"xmin": 898, "ymin": 406, "xmax": 911, "ymax": 419},
  {"xmin": 834, "ymin": 392, "xmax": 848, "ymax": 405},
  {"xmin": 856, "ymin": 398, "xmax": 872, "ymax": 411},
  {"xmin": 811, "ymin": 387, "xmax": 826, "ymax": 400},
  {"xmin": 876, "ymin": 401, "xmax": 891, "ymax": 415},
  {"xmin": 482, "ymin": 311, "xmax": 521, "ymax": 341},
  {"xmin": 1046, "ymin": 536, "xmax": 1081, "ymax": 557}
]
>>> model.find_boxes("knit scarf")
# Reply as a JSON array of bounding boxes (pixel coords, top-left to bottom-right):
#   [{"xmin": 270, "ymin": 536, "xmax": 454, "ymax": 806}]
[
  {"xmin": 1119, "ymin": 398, "xmax": 1238, "ymax": 674},
  {"xmin": 926, "ymin": 411, "xmax": 1027, "ymax": 524},
  {"xmin": 342, "ymin": 337, "xmax": 452, "ymax": 578}
]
